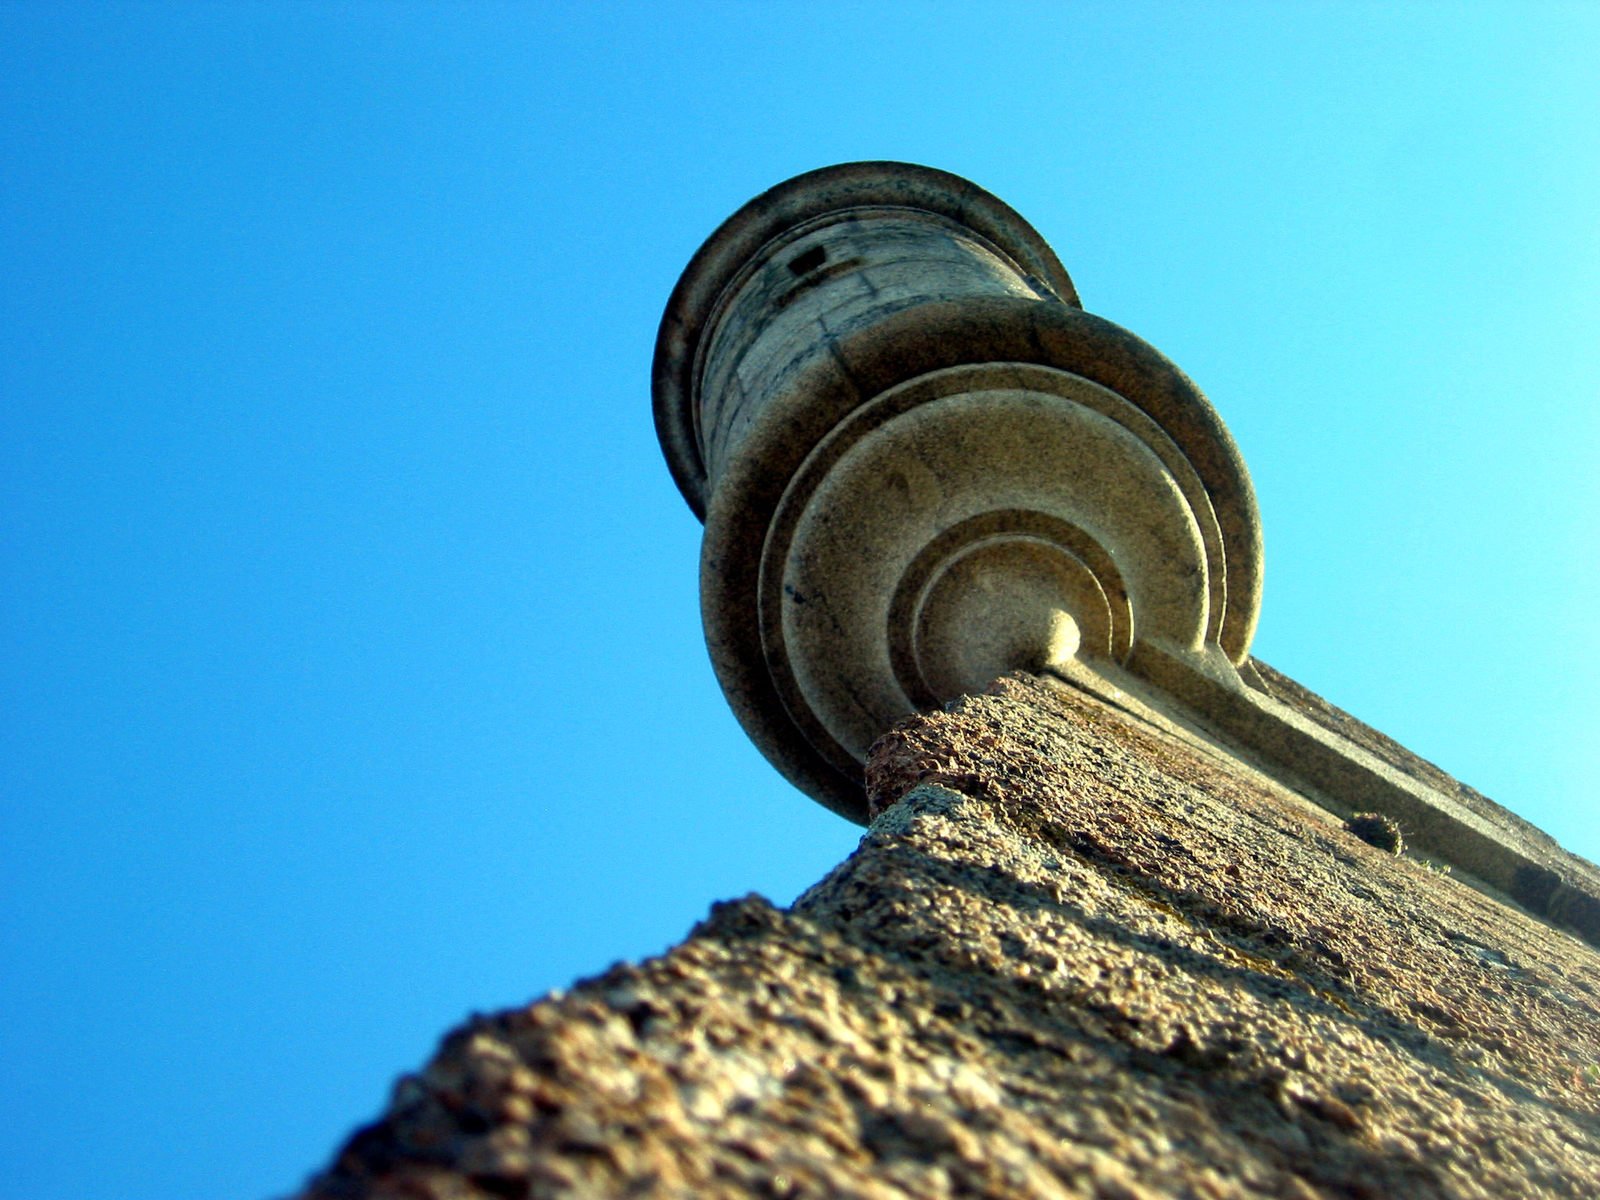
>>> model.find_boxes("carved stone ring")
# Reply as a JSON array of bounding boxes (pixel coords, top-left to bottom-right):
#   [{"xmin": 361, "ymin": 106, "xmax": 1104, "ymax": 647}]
[{"xmin": 654, "ymin": 162, "xmax": 1263, "ymax": 821}]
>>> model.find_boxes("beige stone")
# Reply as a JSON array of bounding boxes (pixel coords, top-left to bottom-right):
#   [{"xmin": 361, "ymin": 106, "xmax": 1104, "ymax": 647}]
[
  {"xmin": 297, "ymin": 676, "xmax": 1600, "ymax": 1199},
  {"xmin": 284, "ymin": 160, "xmax": 1600, "ymax": 1200},
  {"xmin": 653, "ymin": 163, "xmax": 1600, "ymax": 945},
  {"xmin": 654, "ymin": 162, "xmax": 1261, "ymax": 822}
]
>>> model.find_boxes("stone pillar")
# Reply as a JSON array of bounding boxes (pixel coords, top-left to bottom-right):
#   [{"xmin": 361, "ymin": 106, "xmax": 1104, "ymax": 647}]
[
  {"xmin": 654, "ymin": 162, "xmax": 1262, "ymax": 822},
  {"xmin": 289, "ymin": 162, "xmax": 1600, "ymax": 1200},
  {"xmin": 655, "ymin": 164, "xmax": 1600, "ymax": 949}
]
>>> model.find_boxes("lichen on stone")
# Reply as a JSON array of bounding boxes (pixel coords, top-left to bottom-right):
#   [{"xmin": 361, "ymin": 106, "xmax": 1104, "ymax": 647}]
[{"xmin": 1343, "ymin": 811, "xmax": 1405, "ymax": 855}]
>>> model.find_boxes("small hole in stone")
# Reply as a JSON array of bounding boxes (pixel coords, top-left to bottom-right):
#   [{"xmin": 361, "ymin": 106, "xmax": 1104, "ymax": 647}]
[
  {"xmin": 787, "ymin": 245, "xmax": 827, "ymax": 276},
  {"xmin": 1344, "ymin": 812, "xmax": 1405, "ymax": 855}
]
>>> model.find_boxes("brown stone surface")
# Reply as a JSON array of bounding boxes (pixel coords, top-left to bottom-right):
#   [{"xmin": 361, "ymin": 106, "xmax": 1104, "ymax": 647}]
[
  {"xmin": 1247, "ymin": 659, "xmax": 1600, "ymax": 899},
  {"xmin": 298, "ymin": 675, "xmax": 1600, "ymax": 1199}
]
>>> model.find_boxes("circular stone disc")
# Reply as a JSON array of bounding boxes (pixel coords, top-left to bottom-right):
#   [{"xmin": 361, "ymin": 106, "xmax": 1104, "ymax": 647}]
[{"xmin": 767, "ymin": 383, "xmax": 1210, "ymax": 767}]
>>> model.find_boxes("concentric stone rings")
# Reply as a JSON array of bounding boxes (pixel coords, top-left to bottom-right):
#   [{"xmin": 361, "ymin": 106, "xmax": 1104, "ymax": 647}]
[{"xmin": 654, "ymin": 162, "xmax": 1262, "ymax": 820}]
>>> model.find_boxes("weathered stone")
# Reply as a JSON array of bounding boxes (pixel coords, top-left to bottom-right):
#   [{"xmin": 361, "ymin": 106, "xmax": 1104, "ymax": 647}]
[
  {"xmin": 290, "ymin": 162, "xmax": 1600, "ymax": 1196},
  {"xmin": 296, "ymin": 675, "xmax": 1600, "ymax": 1198},
  {"xmin": 647, "ymin": 163, "xmax": 1600, "ymax": 939},
  {"xmin": 1344, "ymin": 813, "xmax": 1405, "ymax": 855},
  {"xmin": 653, "ymin": 161, "xmax": 1262, "ymax": 822}
]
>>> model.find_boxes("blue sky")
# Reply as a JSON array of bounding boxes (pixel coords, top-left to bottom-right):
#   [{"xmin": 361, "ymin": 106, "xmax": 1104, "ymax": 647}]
[{"xmin": 3, "ymin": 4, "xmax": 1597, "ymax": 1197}]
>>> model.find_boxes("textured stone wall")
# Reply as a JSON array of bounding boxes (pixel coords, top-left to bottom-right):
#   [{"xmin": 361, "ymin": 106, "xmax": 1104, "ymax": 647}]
[{"xmin": 298, "ymin": 675, "xmax": 1600, "ymax": 1198}]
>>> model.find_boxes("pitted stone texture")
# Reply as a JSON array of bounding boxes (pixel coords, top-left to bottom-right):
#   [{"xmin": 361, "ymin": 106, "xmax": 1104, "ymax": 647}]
[
  {"xmin": 297, "ymin": 676, "xmax": 1600, "ymax": 1199},
  {"xmin": 1247, "ymin": 660, "xmax": 1600, "ymax": 917}
]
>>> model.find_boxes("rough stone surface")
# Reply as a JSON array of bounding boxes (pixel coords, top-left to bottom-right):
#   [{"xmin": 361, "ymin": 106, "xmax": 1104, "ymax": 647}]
[
  {"xmin": 297, "ymin": 675, "xmax": 1600, "ymax": 1199},
  {"xmin": 1248, "ymin": 661, "xmax": 1600, "ymax": 894}
]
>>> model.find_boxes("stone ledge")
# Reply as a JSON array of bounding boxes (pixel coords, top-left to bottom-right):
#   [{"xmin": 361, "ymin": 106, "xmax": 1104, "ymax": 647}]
[{"xmin": 1080, "ymin": 647, "xmax": 1600, "ymax": 950}]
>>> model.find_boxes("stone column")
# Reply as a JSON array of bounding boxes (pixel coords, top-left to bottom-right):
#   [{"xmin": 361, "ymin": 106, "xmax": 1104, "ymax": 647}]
[
  {"xmin": 654, "ymin": 161, "xmax": 1262, "ymax": 822},
  {"xmin": 654, "ymin": 164, "xmax": 1600, "ymax": 951},
  {"xmin": 289, "ymin": 161, "xmax": 1600, "ymax": 1200}
]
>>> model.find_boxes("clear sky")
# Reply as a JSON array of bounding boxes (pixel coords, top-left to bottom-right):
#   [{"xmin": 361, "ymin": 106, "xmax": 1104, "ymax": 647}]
[{"xmin": 3, "ymin": 4, "xmax": 1597, "ymax": 1197}]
